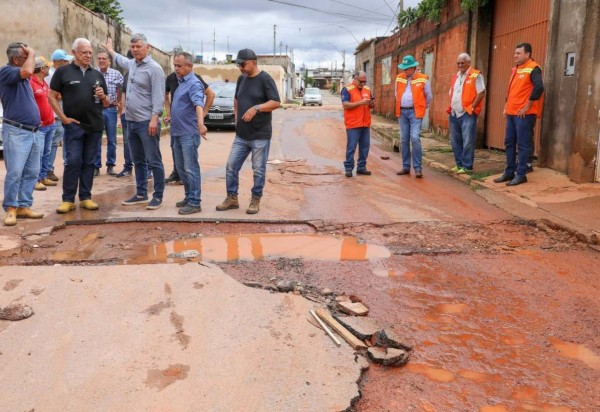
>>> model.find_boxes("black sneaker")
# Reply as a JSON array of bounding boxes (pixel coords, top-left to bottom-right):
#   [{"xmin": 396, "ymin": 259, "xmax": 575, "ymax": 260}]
[
  {"xmin": 178, "ymin": 205, "xmax": 201, "ymax": 215},
  {"xmin": 122, "ymin": 195, "xmax": 149, "ymax": 205},
  {"xmin": 345, "ymin": 170, "xmax": 352, "ymax": 177},
  {"xmin": 94, "ymin": 168, "xmax": 100, "ymax": 177},
  {"xmin": 175, "ymin": 199, "xmax": 188, "ymax": 208},
  {"xmin": 165, "ymin": 171, "xmax": 180, "ymax": 184},
  {"xmin": 116, "ymin": 169, "xmax": 132, "ymax": 178},
  {"xmin": 146, "ymin": 197, "xmax": 162, "ymax": 210},
  {"xmin": 107, "ymin": 165, "xmax": 117, "ymax": 176},
  {"xmin": 357, "ymin": 169, "xmax": 372, "ymax": 175}
]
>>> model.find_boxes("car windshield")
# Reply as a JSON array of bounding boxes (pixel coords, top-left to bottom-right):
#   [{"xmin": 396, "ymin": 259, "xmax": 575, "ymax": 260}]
[
  {"xmin": 305, "ymin": 88, "xmax": 320, "ymax": 95},
  {"xmin": 217, "ymin": 85, "xmax": 236, "ymax": 98}
]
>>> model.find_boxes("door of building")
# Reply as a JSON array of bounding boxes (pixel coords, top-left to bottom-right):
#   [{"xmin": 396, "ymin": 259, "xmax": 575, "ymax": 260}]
[
  {"xmin": 485, "ymin": 0, "xmax": 551, "ymax": 153},
  {"xmin": 421, "ymin": 52, "xmax": 434, "ymax": 131}
]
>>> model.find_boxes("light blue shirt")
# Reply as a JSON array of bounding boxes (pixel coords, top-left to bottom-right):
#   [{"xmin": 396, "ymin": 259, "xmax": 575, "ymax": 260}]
[
  {"xmin": 114, "ymin": 53, "xmax": 165, "ymax": 122},
  {"xmin": 400, "ymin": 75, "xmax": 433, "ymax": 108},
  {"xmin": 170, "ymin": 72, "xmax": 205, "ymax": 136}
]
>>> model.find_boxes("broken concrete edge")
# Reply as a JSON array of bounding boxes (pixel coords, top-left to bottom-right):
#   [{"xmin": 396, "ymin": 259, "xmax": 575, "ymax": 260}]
[
  {"xmin": 367, "ymin": 347, "xmax": 410, "ymax": 367},
  {"xmin": 333, "ymin": 314, "xmax": 413, "ymax": 352},
  {"xmin": 372, "ymin": 126, "xmax": 599, "ymax": 247},
  {"xmin": 64, "ymin": 217, "xmax": 311, "ymax": 226}
]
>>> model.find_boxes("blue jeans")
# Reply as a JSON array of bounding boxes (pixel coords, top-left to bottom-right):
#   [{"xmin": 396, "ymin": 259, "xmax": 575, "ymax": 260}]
[
  {"xmin": 504, "ymin": 114, "xmax": 535, "ymax": 177},
  {"xmin": 48, "ymin": 119, "xmax": 64, "ymax": 173},
  {"xmin": 120, "ymin": 114, "xmax": 133, "ymax": 171},
  {"xmin": 95, "ymin": 107, "xmax": 118, "ymax": 168},
  {"xmin": 127, "ymin": 120, "xmax": 164, "ymax": 199},
  {"xmin": 225, "ymin": 136, "xmax": 271, "ymax": 198},
  {"xmin": 173, "ymin": 133, "xmax": 201, "ymax": 207},
  {"xmin": 2, "ymin": 124, "xmax": 42, "ymax": 210},
  {"xmin": 38, "ymin": 124, "xmax": 56, "ymax": 180},
  {"xmin": 449, "ymin": 113, "xmax": 477, "ymax": 170},
  {"xmin": 344, "ymin": 127, "xmax": 370, "ymax": 171},
  {"xmin": 62, "ymin": 123, "xmax": 101, "ymax": 202},
  {"xmin": 399, "ymin": 109, "xmax": 423, "ymax": 171}
]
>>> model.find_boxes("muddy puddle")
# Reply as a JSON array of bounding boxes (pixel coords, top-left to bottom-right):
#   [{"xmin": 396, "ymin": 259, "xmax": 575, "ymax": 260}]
[{"xmin": 124, "ymin": 233, "xmax": 391, "ymax": 264}]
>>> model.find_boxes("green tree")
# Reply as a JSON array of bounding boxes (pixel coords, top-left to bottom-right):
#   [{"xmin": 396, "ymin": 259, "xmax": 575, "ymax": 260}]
[
  {"xmin": 76, "ymin": 0, "xmax": 124, "ymax": 23},
  {"xmin": 397, "ymin": 0, "xmax": 489, "ymax": 26}
]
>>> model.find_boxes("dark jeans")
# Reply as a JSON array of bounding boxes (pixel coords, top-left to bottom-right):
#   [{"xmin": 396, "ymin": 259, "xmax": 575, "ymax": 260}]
[
  {"xmin": 344, "ymin": 127, "xmax": 370, "ymax": 171},
  {"xmin": 95, "ymin": 107, "xmax": 117, "ymax": 168},
  {"xmin": 62, "ymin": 123, "xmax": 101, "ymax": 202},
  {"xmin": 528, "ymin": 118, "xmax": 536, "ymax": 165},
  {"xmin": 504, "ymin": 114, "xmax": 535, "ymax": 177},
  {"xmin": 127, "ymin": 120, "xmax": 165, "ymax": 199},
  {"xmin": 120, "ymin": 114, "xmax": 133, "ymax": 171}
]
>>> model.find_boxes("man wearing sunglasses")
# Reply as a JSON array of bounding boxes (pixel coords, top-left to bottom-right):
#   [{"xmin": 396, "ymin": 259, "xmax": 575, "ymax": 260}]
[
  {"xmin": 341, "ymin": 71, "xmax": 374, "ymax": 177},
  {"xmin": 216, "ymin": 48, "xmax": 281, "ymax": 215}
]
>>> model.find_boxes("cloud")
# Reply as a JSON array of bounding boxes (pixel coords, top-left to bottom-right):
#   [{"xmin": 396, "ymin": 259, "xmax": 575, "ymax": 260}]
[{"xmin": 121, "ymin": 0, "xmax": 420, "ymax": 68}]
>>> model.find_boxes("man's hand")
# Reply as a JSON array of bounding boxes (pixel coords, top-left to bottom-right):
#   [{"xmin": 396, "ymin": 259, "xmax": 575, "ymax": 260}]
[
  {"xmin": 21, "ymin": 44, "xmax": 34, "ymax": 57},
  {"xmin": 198, "ymin": 122, "xmax": 208, "ymax": 140},
  {"xmin": 62, "ymin": 117, "xmax": 80, "ymax": 125},
  {"xmin": 163, "ymin": 115, "xmax": 171, "ymax": 125},
  {"xmin": 242, "ymin": 107, "xmax": 258, "ymax": 122},
  {"xmin": 100, "ymin": 37, "xmax": 114, "ymax": 54},
  {"xmin": 149, "ymin": 117, "xmax": 159, "ymax": 136}
]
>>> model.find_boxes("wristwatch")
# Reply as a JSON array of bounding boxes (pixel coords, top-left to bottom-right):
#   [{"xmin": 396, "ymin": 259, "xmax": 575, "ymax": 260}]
[{"xmin": 253, "ymin": 105, "xmax": 260, "ymax": 112}]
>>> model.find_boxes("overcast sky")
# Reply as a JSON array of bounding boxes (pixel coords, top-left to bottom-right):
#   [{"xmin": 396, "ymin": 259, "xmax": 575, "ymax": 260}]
[{"xmin": 121, "ymin": 0, "xmax": 420, "ymax": 69}]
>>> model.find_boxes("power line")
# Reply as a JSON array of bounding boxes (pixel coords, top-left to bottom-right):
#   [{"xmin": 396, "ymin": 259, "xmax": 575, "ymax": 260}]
[
  {"xmin": 328, "ymin": 0, "xmax": 393, "ymax": 18},
  {"xmin": 268, "ymin": 0, "xmax": 390, "ymax": 22}
]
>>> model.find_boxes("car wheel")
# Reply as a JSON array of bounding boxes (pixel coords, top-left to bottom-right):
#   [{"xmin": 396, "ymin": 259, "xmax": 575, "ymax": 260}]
[
  {"xmin": 302, "ymin": 103, "xmax": 306, "ymax": 106},
  {"xmin": 319, "ymin": 103, "xmax": 322, "ymax": 106}
]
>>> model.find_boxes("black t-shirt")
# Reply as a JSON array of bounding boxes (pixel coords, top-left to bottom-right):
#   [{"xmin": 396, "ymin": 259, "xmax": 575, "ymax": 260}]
[
  {"xmin": 50, "ymin": 62, "xmax": 108, "ymax": 132},
  {"xmin": 235, "ymin": 71, "xmax": 280, "ymax": 140},
  {"xmin": 165, "ymin": 72, "xmax": 209, "ymax": 99}
]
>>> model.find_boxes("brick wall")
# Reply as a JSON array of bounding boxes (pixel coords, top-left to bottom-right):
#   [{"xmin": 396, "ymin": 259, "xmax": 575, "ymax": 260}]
[{"xmin": 373, "ymin": 0, "xmax": 469, "ymax": 136}]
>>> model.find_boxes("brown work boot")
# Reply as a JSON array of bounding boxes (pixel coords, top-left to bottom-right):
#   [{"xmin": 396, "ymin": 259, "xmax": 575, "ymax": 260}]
[
  {"xmin": 246, "ymin": 196, "xmax": 261, "ymax": 215},
  {"xmin": 46, "ymin": 171, "xmax": 59, "ymax": 181},
  {"xmin": 16, "ymin": 208, "xmax": 44, "ymax": 219},
  {"xmin": 34, "ymin": 180, "xmax": 47, "ymax": 191},
  {"xmin": 216, "ymin": 194, "xmax": 239, "ymax": 211},
  {"xmin": 4, "ymin": 207, "xmax": 17, "ymax": 226},
  {"xmin": 41, "ymin": 178, "xmax": 57, "ymax": 186}
]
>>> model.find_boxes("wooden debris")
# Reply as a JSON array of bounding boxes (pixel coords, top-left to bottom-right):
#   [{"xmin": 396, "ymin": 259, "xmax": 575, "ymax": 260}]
[
  {"xmin": 310, "ymin": 310, "xmax": 341, "ymax": 346},
  {"xmin": 315, "ymin": 308, "xmax": 367, "ymax": 350}
]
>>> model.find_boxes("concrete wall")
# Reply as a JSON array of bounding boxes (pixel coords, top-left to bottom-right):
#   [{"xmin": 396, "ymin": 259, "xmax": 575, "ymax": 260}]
[
  {"xmin": 0, "ymin": 0, "xmax": 171, "ymax": 74},
  {"xmin": 355, "ymin": 39, "xmax": 377, "ymax": 88},
  {"xmin": 193, "ymin": 64, "xmax": 287, "ymax": 101},
  {"xmin": 541, "ymin": 0, "xmax": 600, "ymax": 182}
]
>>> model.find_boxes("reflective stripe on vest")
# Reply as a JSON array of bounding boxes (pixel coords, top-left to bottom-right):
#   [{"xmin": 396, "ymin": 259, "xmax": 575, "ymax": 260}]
[
  {"xmin": 505, "ymin": 59, "xmax": 543, "ymax": 117},
  {"xmin": 448, "ymin": 67, "xmax": 484, "ymax": 116},
  {"xmin": 395, "ymin": 73, "xmax": 428, "ymax": 118},
  {"xmin": 343, "ymin": 84, "xmax": 372, "ymax": 129}
]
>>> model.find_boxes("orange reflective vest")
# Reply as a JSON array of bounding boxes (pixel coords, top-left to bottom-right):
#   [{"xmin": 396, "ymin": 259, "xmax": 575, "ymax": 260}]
[
  {"xmin": 505, "ymin": 59, "xmax": 543, "ymax": 117},
  {"xmin": 343, "ymin": 84, "xmax": 372, "ymax": 129},
  {"xmin": 395, "ymin": 72, "xmax": 429, "ymax": 118},
  {"xmin": 448, "ymin": 67, "xmax": 484, "ymax": 116}
]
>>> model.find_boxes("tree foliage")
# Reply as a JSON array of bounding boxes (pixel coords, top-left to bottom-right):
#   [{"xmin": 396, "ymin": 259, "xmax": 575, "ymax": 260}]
[
  {"xmin": 397, "ymin": 0, "xmax": 489, "ymax": 27},
  {"xmin": 76, "ymin": 0, "xmax": 124, "ymax": 23}
]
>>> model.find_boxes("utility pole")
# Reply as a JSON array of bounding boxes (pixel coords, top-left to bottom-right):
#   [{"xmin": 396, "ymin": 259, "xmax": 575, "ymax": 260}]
[
  {"xmin": 342, "ymin": 50, "xmax": 346, "ymax": 84},
  {"xmin": 212, "ymin": 28, "xmax": 216, "ymax": 64},
  {"xmin": 400, "ymin": 0, "xmax": 404, "ymax": 12},
  {"xmin": 187, "ymin": 10, "xmax": 190, "ymax": 52},
  {"xmin": 273, "ymin": 25, "xmax": 276, "ymax": 57}
]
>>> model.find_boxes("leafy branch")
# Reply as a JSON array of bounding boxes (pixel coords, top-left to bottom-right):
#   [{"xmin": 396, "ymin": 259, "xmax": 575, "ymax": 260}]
[{"xmin": 397, "ymin": 0, "xmax": 489, "ymax": 28}]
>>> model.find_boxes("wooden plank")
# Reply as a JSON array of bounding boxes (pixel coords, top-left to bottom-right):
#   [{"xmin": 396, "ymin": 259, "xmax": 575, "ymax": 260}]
[{"xmin": 315, "ymin": 308, "xmax": 368, "ymax": 350}]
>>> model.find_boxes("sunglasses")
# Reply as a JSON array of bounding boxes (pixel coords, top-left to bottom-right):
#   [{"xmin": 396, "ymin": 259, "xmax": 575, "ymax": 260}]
[
  {"xmin": 236, "ymin": 61, "xmax": 249, "ymax": 68},
  {"xmin": 358, "ymin": 80, "xmax": 367, "ymax": 84},
  {"xmin": 457, "ymin": 62, "xmax": 467, "ymax": 65}
]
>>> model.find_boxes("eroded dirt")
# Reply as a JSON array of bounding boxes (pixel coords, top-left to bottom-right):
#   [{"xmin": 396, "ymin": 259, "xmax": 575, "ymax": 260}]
[{"xmin": 1, "ymin": 219, "xmax": 599, "ymax": 411}]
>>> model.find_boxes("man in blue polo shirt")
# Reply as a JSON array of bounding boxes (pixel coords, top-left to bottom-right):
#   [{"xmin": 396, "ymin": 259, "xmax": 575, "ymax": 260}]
[
  {"xmin": 165, "ymin": 52, "xmax": 207, "ymax": 215},
  {"xmin": 0, "ymin": 42, "xmax": 44, "ymax": 226}
]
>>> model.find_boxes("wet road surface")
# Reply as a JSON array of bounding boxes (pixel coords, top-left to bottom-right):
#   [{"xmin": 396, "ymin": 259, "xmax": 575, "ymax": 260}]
[{"xmin": 1, "ymin": 96, "xmax": 599, "ymax": 411}]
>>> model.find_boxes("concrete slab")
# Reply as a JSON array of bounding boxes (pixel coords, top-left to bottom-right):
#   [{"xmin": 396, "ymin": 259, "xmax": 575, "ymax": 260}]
[{"xmin": 0, "ymin": 263, "xmax": 365, "ymax": 411}]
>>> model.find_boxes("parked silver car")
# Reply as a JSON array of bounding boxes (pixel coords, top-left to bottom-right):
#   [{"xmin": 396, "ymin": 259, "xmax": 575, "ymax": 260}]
[{"xmin": 302, "ymin": 87, "xmax": 322, "ymax": 106}]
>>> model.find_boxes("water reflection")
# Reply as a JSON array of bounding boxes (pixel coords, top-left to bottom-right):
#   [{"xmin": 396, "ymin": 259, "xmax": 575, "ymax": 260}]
[{"xmin": 125, "ymin": 233, "xmax": 391, "ymax": 264}]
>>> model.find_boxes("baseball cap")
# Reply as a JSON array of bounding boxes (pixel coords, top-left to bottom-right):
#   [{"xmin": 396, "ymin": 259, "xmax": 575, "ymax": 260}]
[
  {"xmin": 233, "ymin": 48, "xmax": 257, "ymax": 64},
  {"xmin": 34, "ymin": 56, "xmax": 52, "ymax": 69},
  {"xmin": 51, "ymin": 49, "xmax": 74, "ymax": 61}
]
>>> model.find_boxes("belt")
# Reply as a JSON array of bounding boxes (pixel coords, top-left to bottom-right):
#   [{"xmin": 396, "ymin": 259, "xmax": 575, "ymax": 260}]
[
  {"xmin": 401, "ymin": 106, "xmax": 414, "ymax": 110},
  {"xmin": 3, "ymin": 119, "xmax": 39, "ymax": 133}
]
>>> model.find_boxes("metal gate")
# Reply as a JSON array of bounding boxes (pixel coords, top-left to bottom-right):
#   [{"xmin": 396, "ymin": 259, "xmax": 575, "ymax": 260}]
[{"xmin": 485, "ymin": 0, "xmax": 551, "ymax": 152}]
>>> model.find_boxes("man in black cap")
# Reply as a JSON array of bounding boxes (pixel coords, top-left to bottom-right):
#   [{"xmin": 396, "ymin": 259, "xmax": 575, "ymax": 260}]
[{"xmin": 216, "ymin": 48, "xmax": 281, "ymax": 214}]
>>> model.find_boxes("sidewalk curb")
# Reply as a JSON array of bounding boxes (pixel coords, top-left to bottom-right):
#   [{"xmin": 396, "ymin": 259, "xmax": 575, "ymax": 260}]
[{"xmin": 371, "ymin": 126, "xmax": 599, "ymax": 247}]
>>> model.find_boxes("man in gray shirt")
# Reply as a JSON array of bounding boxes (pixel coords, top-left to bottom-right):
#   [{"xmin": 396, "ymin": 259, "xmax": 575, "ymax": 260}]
[{"xmin": 101, "ymin": 33, "xmax": 166, "ymax": 210}]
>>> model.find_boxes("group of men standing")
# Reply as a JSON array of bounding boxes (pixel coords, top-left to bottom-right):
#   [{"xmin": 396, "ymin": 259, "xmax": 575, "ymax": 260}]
[
  {"xmin": 0, "ymin": 34, "xmax": 281, "ymax": 226},
  {"xmin": 342, "ymin": 42, "xmax": 544, "ymax": 186}
]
